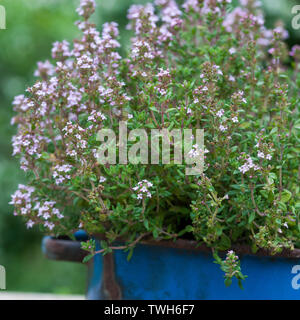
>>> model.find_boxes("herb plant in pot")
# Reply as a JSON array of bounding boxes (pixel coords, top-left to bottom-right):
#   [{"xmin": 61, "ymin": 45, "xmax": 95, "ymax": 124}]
[{"xmin": 10, "ymin": 0, "xmax": 300, "ymax": 300}]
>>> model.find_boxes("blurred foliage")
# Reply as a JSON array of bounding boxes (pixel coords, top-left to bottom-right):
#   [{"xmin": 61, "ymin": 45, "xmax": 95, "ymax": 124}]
[
  {"xmin": 0, "ymin": 0, "xmax": 298, "ymax": 294},
  {"xmin": 0, "ymin": 0, "xmax": 83, "ymax": 294},
  {"xmin": 262, "ymin": 0, "xmax": 300, "ymax": 48}
]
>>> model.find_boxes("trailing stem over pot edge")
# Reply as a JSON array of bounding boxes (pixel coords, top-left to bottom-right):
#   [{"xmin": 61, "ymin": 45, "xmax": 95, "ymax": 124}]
[{"xmin": 9, "ymin": 0, "xmax": 300, "ymax": 287}]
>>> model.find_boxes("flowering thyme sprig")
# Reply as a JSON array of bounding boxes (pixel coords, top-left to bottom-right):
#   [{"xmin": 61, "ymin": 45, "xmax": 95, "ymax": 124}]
[
  {"xmin": 214, "ymin": 250, "xmax": 247, "ymax": 288},
  {"xmin": 133, "ymin": 180, "xmax": 154, "ymax": 200}
]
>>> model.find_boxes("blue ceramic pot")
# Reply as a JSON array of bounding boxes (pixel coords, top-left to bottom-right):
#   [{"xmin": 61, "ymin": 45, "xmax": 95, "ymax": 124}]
[{"xmin": 42, "ymin": 232, "xmax": 300, "ymax": 300}]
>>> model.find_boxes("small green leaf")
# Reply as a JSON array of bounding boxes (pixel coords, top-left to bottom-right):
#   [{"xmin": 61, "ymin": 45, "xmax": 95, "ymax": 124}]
[
  {"xmin": 185, "ymin": 225, "xmax": 194, "ymax": 232},
  {"xmin": 238, "ymin": 279, "xmax": 244, "ymax": 290},
  {"xmin": 127, "ymin": 248, "xmax": 134, "ymax": 261},
  {"xmin": 83, "ymin": 254, "xmax": 94, "ymax": 263},
  {"xmin": 218, "ymin": 234, "xmax": 231, "ymax": 250},
  {"xmin": 248, "ymin": 211, "xmax": 255, "ymax": 224},
  {"xmin": 251, "ymin": 243, "xmax": 258, "ymax": 254},
  {"xmin": 144, "ymin": 219, "xmax": 149, "ymax": 230},
  {"xmin": 281, "ymin": 190, "xmax": 292, "ymax": 203},
  {"xmin": 224, "ymin": 278, "xmax": 232, "ymax": 287},
  {"xmin": 153, "ymin": 229, "xmax": 159, "ymax": 239}
]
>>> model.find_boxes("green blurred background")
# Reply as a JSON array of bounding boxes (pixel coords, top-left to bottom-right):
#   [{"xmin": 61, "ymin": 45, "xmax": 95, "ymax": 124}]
[{"xmin": 0, "ymin": 0, "xmax": 298, "ymax": 294}]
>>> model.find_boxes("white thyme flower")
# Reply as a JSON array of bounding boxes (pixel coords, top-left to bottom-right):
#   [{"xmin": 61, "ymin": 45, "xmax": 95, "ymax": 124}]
[{"xmin": 99, "ymin": 176, "xmax": 106, "ymax": 183}]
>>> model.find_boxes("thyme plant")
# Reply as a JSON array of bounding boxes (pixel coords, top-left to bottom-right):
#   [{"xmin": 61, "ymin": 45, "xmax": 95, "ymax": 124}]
[{"xmin": 10, "ymin": 0, "xmax": 300, "ymax": 285}]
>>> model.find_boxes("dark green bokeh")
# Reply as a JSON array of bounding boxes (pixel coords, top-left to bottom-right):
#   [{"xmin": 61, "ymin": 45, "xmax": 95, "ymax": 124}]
[{"xmin": 0, "ymin": 0, "xmax": 298, "ymax": 294}]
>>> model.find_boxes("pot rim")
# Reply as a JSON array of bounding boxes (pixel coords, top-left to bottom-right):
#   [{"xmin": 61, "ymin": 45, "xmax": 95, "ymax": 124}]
[{"xmin": 93, "ymin": 233, "xmax": 300, "ymax": 259}]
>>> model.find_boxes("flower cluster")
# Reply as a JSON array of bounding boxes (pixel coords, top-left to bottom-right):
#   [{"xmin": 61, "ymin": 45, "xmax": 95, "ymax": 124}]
[
  {"xmin": 133, "ymin": 180, "xmax": 153, "ymax": 200},
  {"xmin": 10, "ymin": 185, "xmax": 63, "ymax": 230},
  {"xmin": 10, "ymin": 184, "xmax": 35, "ymax": 217},
  {"xmin": 76, "ymin": 0, "xmax": 96, "ymax": 19},
  {"xmin": 187, "ymin": 145, "xmax": 209, "ymax": 160},
  {"xmin": 224, "ymin": 250, "xmax": 240, "ymax": 275},
  {"xmin": 238, "ymin": 156, "xmax": 260, "ymax": 174},
  {"xmin": 53, "ymin": 164, "xmax": 73, "ymax": 185}
]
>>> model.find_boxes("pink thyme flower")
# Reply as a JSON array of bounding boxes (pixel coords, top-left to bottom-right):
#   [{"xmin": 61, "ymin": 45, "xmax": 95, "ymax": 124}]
[
  {"xmin": 219, "ymin": 124, "xmax": 228, "ymax": 132},
  {"xmin": 26, "ymin": 220, "xmax": 35, "ymax": 229},
  {"xmin": 229, "ymin": 47, "xmax": 236, "ymax": 55},
  {"xmin": 290, "ymin": 45, "xmax": 300, "ymax": 58},
  {"xmin": 76, "ymin": 0, "xmax": 96, "ymax": 19},
  {"xmin": 238, "ymin": 157, "xmax": 260, "ymax": 174},
  {"xmin": 216, "ymin": 109, "xmax": 225, "ymax": 118},
  {"xmin": 34, "ymin": 60, "xmax": 55, "ymax": 78},
  {"xmin": 133, "ymin": 180, "xmax": 153, "ymax": 200}
]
